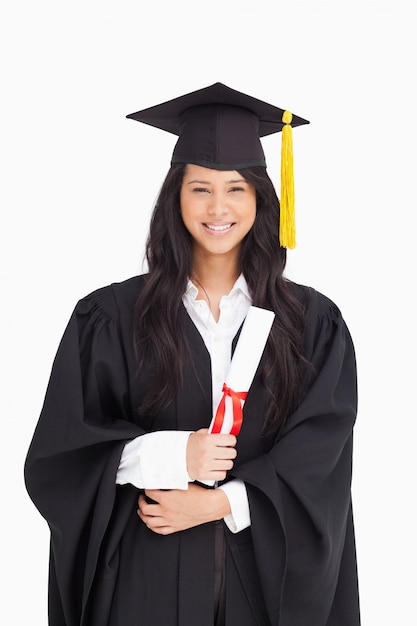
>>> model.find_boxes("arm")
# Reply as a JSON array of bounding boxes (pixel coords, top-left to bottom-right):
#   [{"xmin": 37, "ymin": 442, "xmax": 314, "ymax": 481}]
[
  {"xmin": 131, "ymin": 429, "xmax": 250, "ymax": 533},
  {"xmin": 229, "ymin": 292, "xmax": 359, "ymax": 623},
  {"xmin": 117, "ymin": 427, "xmax": 237, "ymax": 488},
  {"xmin": 137, "ymin": 483, "xmax": 231, "ymax": 534},
  {"xmin": 24, "ymin": 290, "xmax": 145, "ymax": 624},
  {"xmin": 116, "ymin": 431, "xmax": 194, "ymax": 489}
]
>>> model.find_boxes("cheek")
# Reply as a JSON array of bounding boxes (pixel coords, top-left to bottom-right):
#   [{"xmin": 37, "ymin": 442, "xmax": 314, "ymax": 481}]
[
  {"xmin": 180, "ymin": 205, "xmax": 191, "ymax": 228},
  {"xmin": 179, "ymin": 199, "xmax": 195, "ymax": 234},
  {"xmin": 246, "ymin": 191, "xmax": 257, "ymax": 224},
  {"xmin": 179, "ymin": 195, "xmax": 188, "ymax": 223},
  {"xmin": 179, "ymin": 191, "xmax": 195, "ymax": 221},
  {"xmin": 247, "ymin": 204, "xmax": 257, "ymax": 228}
]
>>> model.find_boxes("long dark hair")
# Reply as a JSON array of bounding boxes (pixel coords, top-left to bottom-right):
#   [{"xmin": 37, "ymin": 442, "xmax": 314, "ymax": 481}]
[{"xmin": 134, "ymin": 163, "xmax": 309, "ymax": 440}]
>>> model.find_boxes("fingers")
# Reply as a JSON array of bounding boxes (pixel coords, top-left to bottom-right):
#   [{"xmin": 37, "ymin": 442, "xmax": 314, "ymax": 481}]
[
  {"xmin": 187, "ymin": 429, "xmax": 237, "ymax": 461},
  {"xmin": 137, "ymin": 493, "xmax": 167, "ymax": 534},
  {"xmin": 137, "ymin": 492, "xmax": 189, "ymax": 536},
  {"xmin": 191, "ymin": 429, "xmax": 237, "ymax": 448},
  {"xmin": 186, "ymin": 429, "xmax": 238, "ymax": 481},
  {"xmin": 137, "ymin": 486, "xmax": 223, "ymax": 535},
  {"xmin": 212, "ymin": 432, "xmax": 237, "ymax": 449},
  {"xmin": 207, "ymin": 468, "xmax": 231, "ymax": 481},
  {"xmin": 214, "ymin": 445, "xmax": 237, "ymax": 460}
]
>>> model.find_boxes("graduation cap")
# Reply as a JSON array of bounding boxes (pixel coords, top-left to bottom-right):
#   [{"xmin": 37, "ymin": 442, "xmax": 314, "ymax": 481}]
[{"xmin": 127, "ymin": 82, "xmax": 309, "ymax": 248}]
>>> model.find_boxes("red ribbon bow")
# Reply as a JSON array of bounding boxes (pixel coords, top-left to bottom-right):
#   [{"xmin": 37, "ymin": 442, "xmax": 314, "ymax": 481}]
[{"xmin": 211, "ymin": 383, "xmax": 248, "ymax": 436}]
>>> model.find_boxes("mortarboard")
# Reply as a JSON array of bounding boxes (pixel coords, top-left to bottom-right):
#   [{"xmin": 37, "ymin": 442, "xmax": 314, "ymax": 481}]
[{"xmin": 127, "ymin": 82, "xmax": 309, "ymax": 248}]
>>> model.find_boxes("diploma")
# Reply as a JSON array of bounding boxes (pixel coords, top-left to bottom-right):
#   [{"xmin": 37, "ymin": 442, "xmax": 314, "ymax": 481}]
[
  {"xmin": 209, "ymin": 305, "xmax": 275, "ymax": 435},
  {"xmin": 199, "ymin": 306, "xmax": 275, "ymax": 486}
]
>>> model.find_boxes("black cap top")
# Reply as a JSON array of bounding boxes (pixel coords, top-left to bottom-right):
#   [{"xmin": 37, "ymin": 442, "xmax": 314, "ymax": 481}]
[{"xmin": 126, "ymin": 82, "xmax": 309, "ymax": 170}]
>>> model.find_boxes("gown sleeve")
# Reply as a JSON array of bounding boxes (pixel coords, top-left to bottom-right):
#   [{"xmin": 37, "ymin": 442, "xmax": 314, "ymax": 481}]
[
  {"xmin": 24, "ymin": 286, "xmax": 145, "ymax": 626},
  {"xmin": 231, "ymin": 288, "xmax": 360, "ymax": 625}
]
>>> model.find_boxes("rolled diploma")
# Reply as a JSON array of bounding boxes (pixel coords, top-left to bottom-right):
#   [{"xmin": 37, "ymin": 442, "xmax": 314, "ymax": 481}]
[
  {"xmin": 208, "ymin": 305, "xmax": 275, "ymax": 434},
  {"xmin": 199, "ymin": 306, "xmax": 275, "ymax": 486}
]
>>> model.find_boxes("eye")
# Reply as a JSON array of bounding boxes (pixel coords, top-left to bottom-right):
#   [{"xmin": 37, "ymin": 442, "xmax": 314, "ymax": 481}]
[
  {"xmin": 192, "ymin": 187, "xmax": 210, "ymax": 194},
  {"xmin": 228, "ymin": 186, "xmax": 245, "ymax": 193}
]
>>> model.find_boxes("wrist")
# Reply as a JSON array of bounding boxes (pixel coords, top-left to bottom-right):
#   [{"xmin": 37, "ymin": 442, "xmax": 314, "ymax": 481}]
[{"xmin": 212, "ymin": 487, "xmax": 231, "ymax": 520}]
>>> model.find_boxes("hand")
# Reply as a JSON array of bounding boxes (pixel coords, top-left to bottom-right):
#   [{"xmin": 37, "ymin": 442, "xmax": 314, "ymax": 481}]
[
  {"xmin": 137, "ymin": 483, "xmax": 231, "ymax": 535},
  {"xmin": 186, "ymin": 428, "xmax": 237, "ymax": 482}
]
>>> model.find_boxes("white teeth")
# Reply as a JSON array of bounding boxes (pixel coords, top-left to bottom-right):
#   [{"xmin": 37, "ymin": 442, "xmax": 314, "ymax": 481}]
[{"xmin": 206, "ymin": 223, "xmax": 232, "ymax": 231}]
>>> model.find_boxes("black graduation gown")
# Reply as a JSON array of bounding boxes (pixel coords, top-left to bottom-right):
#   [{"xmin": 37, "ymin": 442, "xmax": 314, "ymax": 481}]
[{"xmin": 24, "ymin": 275, "xmax": 360, "ymax": 626}]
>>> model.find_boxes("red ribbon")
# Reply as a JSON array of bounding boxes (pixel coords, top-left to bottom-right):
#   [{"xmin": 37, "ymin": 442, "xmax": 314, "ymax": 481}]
[{"xmin": 211, "ymin": 383, "xmax": 248, "ymax": 436}]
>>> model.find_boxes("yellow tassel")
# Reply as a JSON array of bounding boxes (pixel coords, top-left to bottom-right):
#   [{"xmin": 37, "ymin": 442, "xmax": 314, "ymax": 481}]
[{"xmin": 280, "ymin": 110, "xmax": 296, "ymax": 249}]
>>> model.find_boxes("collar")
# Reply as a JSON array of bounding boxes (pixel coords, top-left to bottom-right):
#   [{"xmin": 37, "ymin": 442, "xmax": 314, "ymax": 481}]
[{"xmin": 184, "ymin": 273, "xmax": 251, "ymax": 301}]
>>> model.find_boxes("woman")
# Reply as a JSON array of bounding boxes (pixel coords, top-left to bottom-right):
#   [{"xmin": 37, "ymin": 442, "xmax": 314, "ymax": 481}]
[{"xmin": 25, "ymin": 83, "xmax": 360, "ymax": 625}]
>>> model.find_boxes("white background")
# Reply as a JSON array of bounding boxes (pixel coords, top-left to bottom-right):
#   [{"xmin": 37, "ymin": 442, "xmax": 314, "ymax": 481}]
[{"xmin": 2, "ymin": 0, "xmax": 416, "ymax": 623}]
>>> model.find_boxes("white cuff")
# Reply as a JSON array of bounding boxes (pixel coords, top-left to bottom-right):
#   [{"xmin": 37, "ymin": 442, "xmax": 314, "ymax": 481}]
[
  {"xmin": 116, "ymin": 431, "xmax": 193, "ymax": 490},
  {"xmin": 218, "ymin": 479, "xmax": 251, "ymax": 533}
]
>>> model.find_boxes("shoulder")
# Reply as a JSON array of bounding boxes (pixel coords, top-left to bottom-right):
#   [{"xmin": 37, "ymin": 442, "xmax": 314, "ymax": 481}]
[
  {"xmin": 286, "ymin": 279, "xmax": 342, "ymax": 321},
  {"xmin": 307, "ymin": 287, "xmax": 342, "ymax": 322},
  {"xmin": 75, "ymin": 274, "xmax": 147, "ymax": 322},
  {"xmin": 286, "ymin": 280, "xmax": 352, "ymax": 359}
]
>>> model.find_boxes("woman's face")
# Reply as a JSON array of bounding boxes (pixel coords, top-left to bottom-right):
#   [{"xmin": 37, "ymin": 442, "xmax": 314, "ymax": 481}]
[{"xmin": 180, "ymin": 164, "xmax": 256, "ymax": 261}]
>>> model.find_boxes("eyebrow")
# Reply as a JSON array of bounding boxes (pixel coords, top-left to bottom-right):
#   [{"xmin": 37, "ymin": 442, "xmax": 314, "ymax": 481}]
[{"xmin": 186, "ymin": 178, "xmax": 247, "ymax": 185}]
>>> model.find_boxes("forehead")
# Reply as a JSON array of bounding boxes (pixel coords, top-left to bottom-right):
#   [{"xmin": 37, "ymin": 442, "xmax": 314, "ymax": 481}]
[{"xmin": 182, "ymin": 164, "xmax": 243, "ymax": 183}]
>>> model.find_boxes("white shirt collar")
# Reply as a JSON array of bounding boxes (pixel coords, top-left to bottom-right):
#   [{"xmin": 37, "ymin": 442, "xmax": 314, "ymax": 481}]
[{"xmin": 184, "ymin": 273, "xmax": 251, "ymax": 301}]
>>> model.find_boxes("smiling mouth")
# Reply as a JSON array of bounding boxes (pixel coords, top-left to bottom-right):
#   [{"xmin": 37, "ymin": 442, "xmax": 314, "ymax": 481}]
[{"xmin": 204, "ymin": 223, "xmax": 234, "ymax": 232}]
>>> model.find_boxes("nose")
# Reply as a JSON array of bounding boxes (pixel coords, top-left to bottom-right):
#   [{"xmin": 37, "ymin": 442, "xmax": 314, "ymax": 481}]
[{"xmin": 207, "ymin": 193, "xmax": 227, "ymax": 216}]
